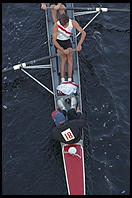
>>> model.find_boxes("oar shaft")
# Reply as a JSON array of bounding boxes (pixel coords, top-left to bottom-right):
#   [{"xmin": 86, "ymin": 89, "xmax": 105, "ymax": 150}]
[
  {"xmin": 2, "ymin": 67, "xmax": 13, "ymax": 73},
  {"xmin": 2, "ymin": 53, "xmax": 58, "ymax": 73},
  {"xmin": 108, "ymin": 8, "xmax": 130, "ymax": 12},
  {"xmin": 47, "ymin": 6, "xmax": 95, "ymax": 11},
  {"xmin": 46, "ymin": 6, "xmax": 130, "ymax": 12},
  {"xmin": 18, "ymin": 48, "xmax": 76, "ymax": 68},
  {"xmin": 26, "ymin": 54, "xmax": 58, "ymax": 65}
]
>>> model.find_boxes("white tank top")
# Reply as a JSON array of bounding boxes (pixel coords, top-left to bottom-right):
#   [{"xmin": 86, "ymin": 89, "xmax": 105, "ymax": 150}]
[{"xmin": 57, "ymin": 19, "xmax": 73, "ymax": 40}]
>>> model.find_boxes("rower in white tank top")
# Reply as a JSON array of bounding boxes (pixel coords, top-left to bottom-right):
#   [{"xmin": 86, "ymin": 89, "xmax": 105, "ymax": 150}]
[{"xmin": 57, "ymin": 19, "xmax": 73, "ymax": 40}]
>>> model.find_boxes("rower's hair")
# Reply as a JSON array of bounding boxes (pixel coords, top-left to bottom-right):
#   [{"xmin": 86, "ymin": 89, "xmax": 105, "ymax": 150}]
[{"xmin": 59, "ymin": 13, "xmax": 69, "ymax": 26}]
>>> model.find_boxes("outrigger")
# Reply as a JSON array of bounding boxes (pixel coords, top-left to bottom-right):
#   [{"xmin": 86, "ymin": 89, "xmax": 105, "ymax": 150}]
[{"xmin": 2, "ymin": 3, "xmax": 129, "ymax": 195}]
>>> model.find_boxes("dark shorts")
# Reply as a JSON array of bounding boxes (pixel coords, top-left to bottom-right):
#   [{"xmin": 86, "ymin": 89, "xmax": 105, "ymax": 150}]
[
  {"xmin": 62, "ymin": 108, "xmax": 77, "ymax": 120},
  {"xmin": 57, "ymin": 39, "xmax": 72, "ymax": 50},
  {"xmin": 67, "ymin": 108, "xmax": 77, "ymax": 120}
]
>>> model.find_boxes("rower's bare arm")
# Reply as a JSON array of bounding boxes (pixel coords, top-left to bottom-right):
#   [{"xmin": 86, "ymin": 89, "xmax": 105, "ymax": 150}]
[
  {"xmin": 52, "ymin": 24, "xmax": 64, "ymax": 52},
  {"xmin": 41, "ymin": 3, "xmax": 47, "ymax": 10},
  {"xmin": 72, "ymin": 20, "xmax": 86, "ymax": 51},
  {"xmin": 54, "ymin": 3, "xmax": 62, "ymax": 10},
  {"xmin": 77, "ymin": 106, "xmax": 81, "ymax": 113}
]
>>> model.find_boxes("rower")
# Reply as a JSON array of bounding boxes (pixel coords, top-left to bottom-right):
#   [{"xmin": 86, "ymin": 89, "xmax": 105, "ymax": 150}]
[
  {"xmin": 51, "ymin": 95, "xmax": 87, "ymax": 144},
  {"xmin": 52, "ymin": 12, "xmax": 86, "ymax": 82}
]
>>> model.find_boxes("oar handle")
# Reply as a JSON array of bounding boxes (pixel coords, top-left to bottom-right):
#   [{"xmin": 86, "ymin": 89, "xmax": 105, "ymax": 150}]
[
  {"xmin": 26, "ymin": 54, "xmax": 58, "ymax": 65},
  {"xmin": 27, "ymin": 49, "xmax": 76, "ymax": 64},
  {"xmin": 58, "ymin": 48, "xmax": 77, "ymax": 56}
]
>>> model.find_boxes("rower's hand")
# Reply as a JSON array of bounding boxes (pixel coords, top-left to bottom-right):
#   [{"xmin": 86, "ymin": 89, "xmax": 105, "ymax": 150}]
[
  {"xmin": 41, "ymin": 3, "xmax": 47, "ymax": 10},
  {"xmin": 63, "ymin": 49, "xmax": 70, "ymax": 55},
  {"xmin": 54, "ymin": 4, "xmax": 61, "ymax": 10},
  {"xmin": 76, "ymin": 106, "xmax": 81, "ymax": 113},
  {"xmin": 76, "ymin": 44, "xmax": 82, "ymax": 52},
  {"xmin": 58, "ymin": 48, "xmax": 69, "ymax": 55}
]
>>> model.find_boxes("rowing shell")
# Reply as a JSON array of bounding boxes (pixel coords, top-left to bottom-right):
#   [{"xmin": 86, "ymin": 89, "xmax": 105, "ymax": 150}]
[{"xmin": 45, "ymin": 3, "xmax": 86, "ymax": 195}]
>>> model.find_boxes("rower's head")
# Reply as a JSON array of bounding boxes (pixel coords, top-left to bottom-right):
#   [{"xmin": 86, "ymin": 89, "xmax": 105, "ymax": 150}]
[
  {"xmin": 51, "ymin": 110, "xmax": 66, "ymax": 126},
  {"xmin": 59, "ymin": 13, "xmax": 69, "ymax": 26},
  {"xmin": 58, "ymin": 4, "xmax": 66, "ymax": 15}
]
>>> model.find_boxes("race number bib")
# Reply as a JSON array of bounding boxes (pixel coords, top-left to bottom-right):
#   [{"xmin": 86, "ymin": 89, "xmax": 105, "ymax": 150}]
[{"xmin": 61, "ymin": 128, "xmax": 75, "ymax": 142}]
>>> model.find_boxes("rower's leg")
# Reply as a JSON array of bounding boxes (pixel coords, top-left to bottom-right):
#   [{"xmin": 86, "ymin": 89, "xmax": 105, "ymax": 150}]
[
  {"xmin": 50, "ymin": 4, "xmax": 57, "ymax": 23},
  {"xmin": 67, "ymin": 48, "xmax": 73, "ymax": 80},
  {"xmin": 60, "ymin": 54, "xmax": 67, "ymax": 81},
  {"xmin": 57, "ymin": 97, "xmax": 67, "ymax": 111},
  {"xmin": 70, "ymin": 95, "xmax": 77, "ymax": 110}
]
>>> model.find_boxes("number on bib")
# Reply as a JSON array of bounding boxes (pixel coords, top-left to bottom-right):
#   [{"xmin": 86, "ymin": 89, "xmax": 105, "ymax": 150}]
[{"xmin": 61, "ymin": 128, "xmax": 75, "ymax": 142}]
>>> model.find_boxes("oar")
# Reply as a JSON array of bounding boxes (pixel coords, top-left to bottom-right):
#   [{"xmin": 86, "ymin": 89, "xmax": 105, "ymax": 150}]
[
  {"xmin": 2, "ymin": 53, "xmax": 59, "ymax": 73},
  {"xmin": 46, "ymin": 6, "xmax": 130, "ymax": 12},
  {"xmin": 2, "ymin": 48, "xmax": 77, "ymax": 73}
]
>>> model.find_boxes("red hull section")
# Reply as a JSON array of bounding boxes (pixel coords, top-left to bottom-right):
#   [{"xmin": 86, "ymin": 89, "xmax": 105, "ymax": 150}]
[{"xmin": 62, "ymin": 143, "xmax": 85, "ymax": 195}]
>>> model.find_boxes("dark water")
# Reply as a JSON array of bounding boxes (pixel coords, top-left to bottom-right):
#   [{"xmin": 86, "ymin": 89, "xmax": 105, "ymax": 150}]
[{"xmin": 2, "ymin": 3, "xmax": 130, "ymax": 195}]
